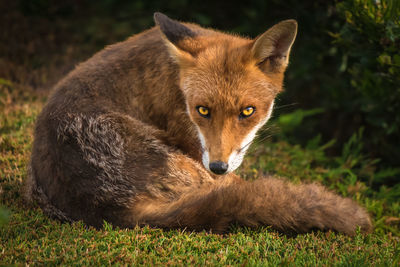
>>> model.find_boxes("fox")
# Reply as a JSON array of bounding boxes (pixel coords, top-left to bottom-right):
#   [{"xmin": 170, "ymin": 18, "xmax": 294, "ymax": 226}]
[{"xmin": 25, "ymin": 12, "xmax": 372, "ymax": 235}]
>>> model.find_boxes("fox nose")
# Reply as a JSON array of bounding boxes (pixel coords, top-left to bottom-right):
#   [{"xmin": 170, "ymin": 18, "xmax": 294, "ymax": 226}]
[{"xmin": 209, "ymin": 161, "xmax": 229, "ymax": 175}]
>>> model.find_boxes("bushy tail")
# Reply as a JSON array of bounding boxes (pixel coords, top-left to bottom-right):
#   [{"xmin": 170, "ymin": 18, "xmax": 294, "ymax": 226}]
[{"xmin": 137, "ymin": 177, "xmax": 372, "ymax": 235}]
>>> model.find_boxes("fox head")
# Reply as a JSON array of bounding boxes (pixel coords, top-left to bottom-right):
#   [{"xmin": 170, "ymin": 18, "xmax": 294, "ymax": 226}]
[{"xmin": 154, "ymin": 12, "xmax": 297, "ymax": 175}]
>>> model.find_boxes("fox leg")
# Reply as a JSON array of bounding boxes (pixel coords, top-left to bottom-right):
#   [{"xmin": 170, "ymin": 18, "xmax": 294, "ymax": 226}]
[{"xmin": 133, "ymin": 176, "xmax": 372, "ymax": 235}]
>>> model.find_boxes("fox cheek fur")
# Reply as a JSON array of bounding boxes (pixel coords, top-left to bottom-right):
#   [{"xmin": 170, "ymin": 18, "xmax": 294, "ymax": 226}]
[{"xmin": 25, "ymin": 12, "xmax": 372, "ymax": 235}]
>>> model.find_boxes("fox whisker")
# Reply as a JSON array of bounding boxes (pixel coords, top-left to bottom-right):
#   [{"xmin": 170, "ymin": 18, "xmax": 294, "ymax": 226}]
[{"xmin": 274, "ymin": 102, "xmax": 299, "ymax": 110}]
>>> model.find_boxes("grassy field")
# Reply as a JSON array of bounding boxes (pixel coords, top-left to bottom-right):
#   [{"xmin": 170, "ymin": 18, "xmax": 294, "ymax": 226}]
[{"xmin": 1, "ymin": 82, "xmax": 399, "ymax": 265}]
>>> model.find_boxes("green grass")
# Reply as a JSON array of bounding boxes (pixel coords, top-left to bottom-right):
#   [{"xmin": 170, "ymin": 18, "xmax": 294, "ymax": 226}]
[{"xmin": 1, "ymin": 83, "xmax": 399, "ymax": 265}]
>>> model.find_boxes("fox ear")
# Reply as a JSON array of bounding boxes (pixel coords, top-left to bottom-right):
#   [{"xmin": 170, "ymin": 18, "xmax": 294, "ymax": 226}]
[
  {"xmin": 154, "ymin": 12, "xmax": 196, "ymax": 67},
  {"xmin": 252, "ymin": 20, "xmax": 297, "ymax": 73}
]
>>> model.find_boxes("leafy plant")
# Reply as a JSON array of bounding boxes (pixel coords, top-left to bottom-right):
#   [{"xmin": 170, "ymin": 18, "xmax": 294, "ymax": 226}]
[{"xmin": 333, "ymin": 0, "xmax": 400, "ymax": 169}]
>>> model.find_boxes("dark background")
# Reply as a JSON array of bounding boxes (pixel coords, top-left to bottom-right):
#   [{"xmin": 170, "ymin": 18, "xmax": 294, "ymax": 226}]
[{"xmin": 1, "ymin": 0, "xmax": 399, "ymax": 186}]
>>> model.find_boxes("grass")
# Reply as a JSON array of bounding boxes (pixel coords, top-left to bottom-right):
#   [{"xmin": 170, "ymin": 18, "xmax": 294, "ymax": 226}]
[{"xmin": 1, "ymin": 82, "xmax": 399, "ymax": 265}]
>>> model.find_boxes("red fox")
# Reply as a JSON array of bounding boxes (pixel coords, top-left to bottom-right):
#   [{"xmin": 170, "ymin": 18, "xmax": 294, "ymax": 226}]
[{"xmin": 26, "ymin": 13, "xmax": 372, "ymax": 235}]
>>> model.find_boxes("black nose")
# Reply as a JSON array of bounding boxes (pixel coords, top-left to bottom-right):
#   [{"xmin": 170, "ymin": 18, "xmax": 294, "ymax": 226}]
[{"xmin": 209, "ymin": 161, "xmax": 229, "ymax": 175}]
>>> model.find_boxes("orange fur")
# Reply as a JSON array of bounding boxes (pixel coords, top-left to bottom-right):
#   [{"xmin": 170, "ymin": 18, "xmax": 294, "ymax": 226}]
[{"xmin": 25, "ymin": 13, "xmax": 372, "ymax": 235}]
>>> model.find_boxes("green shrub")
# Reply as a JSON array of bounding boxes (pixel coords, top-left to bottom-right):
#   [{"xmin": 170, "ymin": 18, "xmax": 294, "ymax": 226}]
[{"xmin": 332, "ymin": 0, "xmax": 400, "ymax": 171}]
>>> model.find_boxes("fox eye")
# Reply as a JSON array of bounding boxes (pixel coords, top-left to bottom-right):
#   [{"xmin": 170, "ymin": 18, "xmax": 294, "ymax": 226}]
[
  {"xmin": 196, "ymin": 106, "xmax": 210, "ymax": 118},
  {"xmin": 240, "ymin": 106, "xmax": 255, "ymax": 119}
]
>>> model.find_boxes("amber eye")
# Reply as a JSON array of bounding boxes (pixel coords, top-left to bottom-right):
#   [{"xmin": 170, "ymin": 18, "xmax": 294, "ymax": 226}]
[
  {"xmin": 197, "ymin": 106, "xmax": 210, "ymax": 118},
  {"xmin": 240, "ymin": 106, "xmax": 255, "ymax": 119}
]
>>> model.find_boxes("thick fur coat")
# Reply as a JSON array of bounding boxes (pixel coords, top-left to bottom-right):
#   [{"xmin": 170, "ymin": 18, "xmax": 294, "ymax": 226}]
[{"xmin": 26, "ymin": 13, "xmax": 372, "ymax": 235}]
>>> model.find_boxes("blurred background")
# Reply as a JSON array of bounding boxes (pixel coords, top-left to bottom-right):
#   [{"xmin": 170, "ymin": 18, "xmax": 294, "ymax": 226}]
[{"xmin": 1, "ymin": 0, "xmax": 399, "ymax": 188}]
